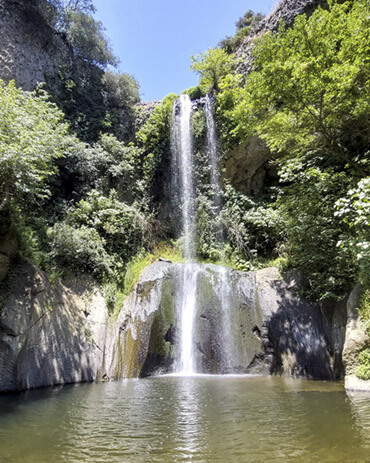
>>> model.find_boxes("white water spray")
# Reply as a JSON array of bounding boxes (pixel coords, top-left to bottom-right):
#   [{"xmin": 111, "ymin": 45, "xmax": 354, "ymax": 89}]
[
  {"xmin": 205, "ymin": 95, "xmax": 222, "ymax": 212},
  {"xmin": 178, "ymin": 264, "xmax": 199, "ymax": 374},
  {"xmin": 171, "ymin": 95, "xmax": 198, "ymax": 375},
  {"xmin": 171, "ymin": 94, "xmax": 195, "ymax": 260}
]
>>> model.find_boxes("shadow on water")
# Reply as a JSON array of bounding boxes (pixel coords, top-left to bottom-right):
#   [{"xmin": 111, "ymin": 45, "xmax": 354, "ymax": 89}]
[{"xmin": 0, "ymin": 382, "xmax": 91, "ymax": 415}]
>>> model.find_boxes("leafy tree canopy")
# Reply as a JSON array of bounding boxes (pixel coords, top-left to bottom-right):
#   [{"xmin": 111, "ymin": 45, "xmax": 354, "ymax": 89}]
[
  {"xmin": 0, "ymin": 80, "xmax": 69, "ymax": 211},
  {"xmin": 190, "ymin": 48, "xmax": 236, "ymax": 93},
  {"xmin": 217, "ymin": 0, "xmax": 370, "ymax": 174}
]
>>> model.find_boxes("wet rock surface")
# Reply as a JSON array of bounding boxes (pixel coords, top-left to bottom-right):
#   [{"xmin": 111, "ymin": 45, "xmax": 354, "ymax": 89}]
[
  {"xmin": 110, "ymin": 263, "xmax": 346, "ymax": 380},
  {"xmin": 1, "ymin": 261, "xmax": 365, "ymax": 391},
  {"xmin": 343, "ymin": 287, "xmax": 370, "ymax": 392}
]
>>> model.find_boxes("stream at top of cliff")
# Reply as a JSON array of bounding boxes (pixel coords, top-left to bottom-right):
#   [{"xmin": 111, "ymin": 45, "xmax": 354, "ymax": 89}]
[{"xmin": 0, "ymin": 376, "xmax": 369, "ymax": 463}]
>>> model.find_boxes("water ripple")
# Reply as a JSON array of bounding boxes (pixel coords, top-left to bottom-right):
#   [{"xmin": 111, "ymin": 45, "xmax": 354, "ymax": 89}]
[{"xmin": 0, "ymin": 377, "xmax": 369, "ymax": 463}]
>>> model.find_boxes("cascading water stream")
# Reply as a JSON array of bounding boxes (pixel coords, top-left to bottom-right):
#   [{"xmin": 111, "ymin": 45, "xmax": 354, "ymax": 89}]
[
  {"xmin": 205, "ymin": 94, "xmax": 222, "ymax": 213},
  {"xmin": 171, "ymin": 94, "xmax": 195, "ymax": 260},
  {"xmin": 177, "ymin": 264, "xmax": 199, "ymax": 374},
  {"xmin": 205, "ymin": 95, "xmax": 236, "ymax": 372},
  {"xmin": 171, "ymin": 94, "xmax": 198, "ymax": 375},
  {"xmin": 171, "ymin": 94, "xmax": 238, "ymax": 375}
]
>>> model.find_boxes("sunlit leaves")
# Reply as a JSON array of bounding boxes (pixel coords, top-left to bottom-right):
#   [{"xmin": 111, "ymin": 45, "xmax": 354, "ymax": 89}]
[{"xmin": 0, "ymin": 80, "xmax": 68, "ymax": 209}]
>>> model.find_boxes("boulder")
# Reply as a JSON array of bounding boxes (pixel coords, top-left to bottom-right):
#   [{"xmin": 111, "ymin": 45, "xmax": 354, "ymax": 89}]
[
  {"xmin": 343, "ymin": 286, "xmax": 370, "ymax": 392},
  {"xmin": 108, "ymin": 263, "xmax": 342, "ymax": 380}
]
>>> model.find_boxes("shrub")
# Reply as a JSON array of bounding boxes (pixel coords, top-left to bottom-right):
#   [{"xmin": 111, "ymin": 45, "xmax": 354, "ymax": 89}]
[
  {"xmin": 48, "ymin": 222, "xmax": 112, "ymax": 278},
  {"xmin": 0, "ymin": 80, "xmax": 68, "ymax": 212},
  {"xmin": 356, "ymin": 348, "xmax": 370, "ymax": 381},
  {"xmin": 190, "ymin": 48, "xmax": 236, "ymax": 93}
]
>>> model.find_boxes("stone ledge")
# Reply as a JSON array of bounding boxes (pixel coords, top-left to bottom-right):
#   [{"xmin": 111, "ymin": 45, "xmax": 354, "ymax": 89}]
[{"xmin": 345, "ymin": 374, "xmax": 370, "ymax": 393}]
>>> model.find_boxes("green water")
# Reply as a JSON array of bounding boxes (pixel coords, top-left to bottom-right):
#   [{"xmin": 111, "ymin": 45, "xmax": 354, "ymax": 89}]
[{"xmin": 0, "ymin": 376, "xmax": 369, "ymax": 463}]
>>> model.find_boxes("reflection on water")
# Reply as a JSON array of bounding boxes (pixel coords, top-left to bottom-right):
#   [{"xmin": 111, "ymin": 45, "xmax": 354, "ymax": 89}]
[{"xmin": 0, "ymin": 377, "xmax": 369, "ymax": 463}]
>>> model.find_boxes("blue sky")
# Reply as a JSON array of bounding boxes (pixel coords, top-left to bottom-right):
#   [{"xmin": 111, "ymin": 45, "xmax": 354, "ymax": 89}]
[{"xmin": 94, "ymin": 0, "xmax": 277, "ymax": 101}]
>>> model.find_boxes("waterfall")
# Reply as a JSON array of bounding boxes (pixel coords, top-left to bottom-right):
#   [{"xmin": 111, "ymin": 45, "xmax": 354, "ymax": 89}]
[
  {"xmin": 171, "ymin": 94, "xmax": 195, "ymax": 260},
  {"xmin": 205, "ymin": 95, "xmax": 236, "ymax": 371},
  {"xmin": 171, "ymin": 94, "xmax": 237, "ymax": 375},
  {"xmin": 177, "ymin": 263, "xmax": 199, "ymax": 374},
  {"xmin": 171, "ymin": 95, "xmax": 198, "ymax": 374},
  {"xmin": 215, "ymin": 266, "xmax": 235, "ymax": 372},
  {"xmin": 205, "ymin": 94, "xmax": 222, "ymax": 213}
]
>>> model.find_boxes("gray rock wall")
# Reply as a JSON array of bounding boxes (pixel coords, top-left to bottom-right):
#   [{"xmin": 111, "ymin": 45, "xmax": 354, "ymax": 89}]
[
  {"xmin": 236, "ymin": 0, "xmax": 328, "ymax": 74},
  {"xmin": 0, "ymin": 0, "xmax": 71, "ymax": 90},
  {"xmin": 109, "ymin": 263, "xmax": 344, "ymax": 381},
  {"xmin": 1, "ymin": 260, "xmax": 365, "ymax": 392},
  {"xmin": 0, "ymin": 263, "xmax": 108, "ymax": 392}
]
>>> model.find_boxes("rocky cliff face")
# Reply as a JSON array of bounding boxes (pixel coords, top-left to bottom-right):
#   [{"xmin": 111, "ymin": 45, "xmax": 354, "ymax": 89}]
[
  {"xmin": 0, "ymin": 0, "xmax": 71, "ymax": 90},
  {"xmin": 236, "ymin": 0, "xmax": 328, "ymax": 74},
  {"xmin": 1, "ymin": 261, "xmax": 367, "ymax": 392},
  {"xmin": 0, "ymin": 262, "xmax": 108, "ymax": 392},
  {"xmin": 106, "ymin": 263, "xmax": 346, "ymax": 381}
]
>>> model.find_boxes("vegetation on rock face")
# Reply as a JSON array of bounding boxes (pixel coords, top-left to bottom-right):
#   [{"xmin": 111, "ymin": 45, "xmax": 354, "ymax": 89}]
[
  {"xmin": 213, "ymin": 0, "xmax": 370, "ymax": 299},
  {"xmin": 1, "ymin": 0, "xmax": 370, "ymax": 310},
  {"xmin": 190, "ymin": 48, "xmax": 236, "ymax": 93},
  {"xmin": 356, "ymin": 348, "xmax": 370, "ymax": 381},
  {"xmin": 220, "ymin": 10, "xmax": 264, "ymax": 53},
  {"xmin": 0, "ymin": 80, "xmax": 68, "ymax": 213}
]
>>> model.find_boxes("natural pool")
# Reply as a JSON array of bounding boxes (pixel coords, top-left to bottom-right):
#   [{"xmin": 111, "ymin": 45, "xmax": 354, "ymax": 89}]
[{"xmin": 0, "ymin": 376, "xmax": 369, "ymax": 463}]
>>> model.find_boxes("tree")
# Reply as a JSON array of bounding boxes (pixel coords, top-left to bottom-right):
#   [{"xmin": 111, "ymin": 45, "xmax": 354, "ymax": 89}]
[
  {"xmin": 220, "ymin": 10, "xmax": 264, "ymax": 53},
  {"xmin": 102, "ymin": 72, "xmax": 140, "ymax": 141},
  {"xmin": 67, "ymin": 10, "xmax": 117, "ymax": 68},
  {"xmin": 0, "ymin": 80, "xmax": 69, "ymax": 211},
  {"xmin": 216, "ymin": 0, "xmax": 370, "ymax": 299},
  {"xmin": 190, "ymin": 48, "xmax": 236, "ymax": 93},
  {"xmin": 218, "ymin": 0, "xmax": 370, "ymax": 172},
  {"xmin": 36, "ymin": 0, "xmax": 117, "ymax": 69},
  {"xmin": 236, "ymin": 10, "xmax": 264, "ymax": 30}
]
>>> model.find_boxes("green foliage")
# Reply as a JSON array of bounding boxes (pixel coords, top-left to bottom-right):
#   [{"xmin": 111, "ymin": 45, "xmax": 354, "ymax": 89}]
[
  {"xmin": 277, "ymin": 167, "xmax": 356, "ymax": 299},
  {"xmin": 44, "ymin": 65, "xmax": 106, "ymax": 142},
  {"xmin": 195, "ymin": 194, "xmax": 224, "ymax": 262},
  {"xmin": 102, "ymin": 71, "xmax": 140, "ymax": 141},
  {"xmin": 69, "ymin": 190, "xmax": 145, "ymax": 258},
  {"xmin": 182, "ymin": 86, "xmax": 205, "ymax": 100},
  {"xmin": 48, "ymin": 190, "xmax": 146, "ymax": 280},
  {"xmin": 38, "ymin": 0, "xmax": 116, "ymax": 69},
  {"xmin": 67, "ymin": 10, "xmax": 117, "ymax": 68},
  {"xmin": 335, "ymin": 178, "xmax": 370, "ymax": 286},
  {"xmin": 104, "ymin": 281, "xmax": 124, "ymax": 316},
  {"xmin": 136, "ymin": 93, "xmax": 177, "ymax": 209},
  {"xmin": 103, "ymin": 72, "xmax": 140, "ymax": 107},
  {"xmin": 190, "ymin": 48, "xmax": 236, "ymax": 93},
  {"xmin": 48, "ymin": 222, "xmax": 112, "ymax": 277},
  {"xmin": 359, "ymin": 288, "xmax": 370, "ymax": 335},
  {"xmin": 356, "ymin": 348, "xmax": 370, "ymax": 381},
  {"xmin": 220, "ymin": 10, "xmax": 264, "ymax": 54},
  {"xmin": 0, "ymin": 80, "xmax": 68, "ymax": 212},
  {"xmin": 191, "ymin": 109, "xmax": 207, "ymax": 150},
  {"xmin": 217, "ymin": 0, "xmax": 370, "ymax": 169},
  {"xmin": 235, "ymin": 10, "xmax": 264, "ymax": 31},
  {"xmin": 221, "ymin": 183, "xmax": 281, "ymax": 262},
  {"xmin": 44, "ymin": 132, "xmax": 144, "ymax": 222},
  {"xmin": 122, "ymin": 249, "xmax": 154, "ymax": 297},
  {"xmin": 215, "ymin": 0, "xmax": 370, "ymax": 299}
]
